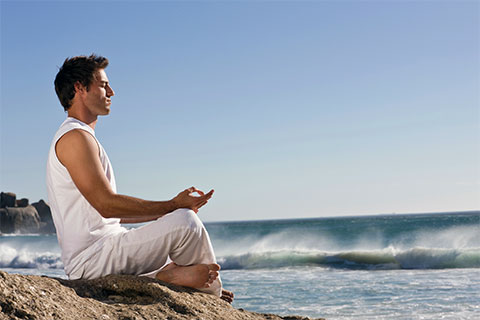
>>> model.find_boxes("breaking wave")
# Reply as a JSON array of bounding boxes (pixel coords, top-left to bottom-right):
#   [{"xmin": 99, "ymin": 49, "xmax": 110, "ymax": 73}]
[
  {"xmin": 218, "ymin": 247, "xmax": 480, "ymax": 270},
  {"xmin": 0, "ymin": 244, "xmax": 63, "ymax": 269}
]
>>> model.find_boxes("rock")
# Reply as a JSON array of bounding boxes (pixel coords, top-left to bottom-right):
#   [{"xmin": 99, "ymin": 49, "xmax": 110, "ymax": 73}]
[
  {"xmin": 0, "ymin": 271, "xmax": 324, "ymax": 320},
  {"xmin": 0, "ymin": 192, "xmax": 16, "ymax": 208},
  {"xmin": 0, "ymin": 205, "xmax": 41, "ymax": 234},
  {"xmin": 15, "ymin": 198, "xmax": 29, "ymax": 207},
  {"xmin": 32, "ymin": 200, "xmax": 56, "ymax": 233},
  {"xmin": 0, "ymin": 194, "xmax": 55, "ymax": 234},
  {"xmin": 0, "ymin": 209, "xmax": 7, "ymax": 233}
]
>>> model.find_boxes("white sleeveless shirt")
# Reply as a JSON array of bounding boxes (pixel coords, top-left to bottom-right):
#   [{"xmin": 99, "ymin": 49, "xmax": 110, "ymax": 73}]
[{"xmin": 46, "ymin": 117, "xmax": 125, "ymax": 277}]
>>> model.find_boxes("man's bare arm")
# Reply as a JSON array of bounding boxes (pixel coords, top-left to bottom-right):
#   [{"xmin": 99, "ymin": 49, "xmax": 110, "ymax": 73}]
[
  {"xmin": 56, "ymin": 129, "xmax": 213, "ymax": 220},
  {"xmin": 119, "ymin": 216, "xmax": 160, "ymax": 224}
]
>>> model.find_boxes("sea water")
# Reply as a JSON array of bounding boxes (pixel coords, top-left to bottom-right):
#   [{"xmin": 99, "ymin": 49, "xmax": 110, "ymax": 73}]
[{"xmin": 1, "ymin": 211, "xmax": 479, "ymax": 319}]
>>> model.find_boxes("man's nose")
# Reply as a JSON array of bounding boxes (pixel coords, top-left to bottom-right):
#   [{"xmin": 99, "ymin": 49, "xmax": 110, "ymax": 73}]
[{"xmin": 107, "ymin": 85, "xmax": 115, "ymax": 97}]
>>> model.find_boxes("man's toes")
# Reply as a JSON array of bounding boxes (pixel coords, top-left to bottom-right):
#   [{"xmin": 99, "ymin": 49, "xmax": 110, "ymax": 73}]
[
  {"xmin": 221, "ymin": 289, "xmax": 234, "ymax": 303},
  {"xmin": 207, "ymin": 272, "xmax": 218, "ymax": 284},
  {"xmin": 221, "ymin": 294, "xmax": 234, "ymax": 303},
  {"xmin": 222, "ymin": 289, "xmax": 234, "ymax": 297},
  {"xmin": 207, "ymin": 263, "xmax": 221, "ymax": 271}
]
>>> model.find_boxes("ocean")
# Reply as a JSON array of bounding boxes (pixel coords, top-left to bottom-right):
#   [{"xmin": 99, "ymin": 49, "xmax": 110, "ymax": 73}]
[{"xmin": 1, "ymin": 211, "xmax": 479, "ymax": 320}]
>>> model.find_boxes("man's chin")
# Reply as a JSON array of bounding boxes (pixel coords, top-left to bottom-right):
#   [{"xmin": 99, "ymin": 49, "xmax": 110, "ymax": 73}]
[{"xmin": 99, "ymin": 109, "xmax": 111, "ymax": 116}]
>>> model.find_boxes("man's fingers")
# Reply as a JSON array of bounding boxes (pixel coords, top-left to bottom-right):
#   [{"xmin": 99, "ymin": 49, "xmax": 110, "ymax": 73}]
[
  {"xmin": 178, "ymin": 187, "xmax": 213, "ymax": 211},
  {"xmin": 196, "ymin": 197, "xmax": 210, "ymax": 209},
  {"xmin": 187, "ymin": 187, "xmax": 205, "ymax": 196},
  {"xmin": 196, "ymin": 190, "xmax": 213, "ymax": 209},
  {"xmin": 196, "ymin": 200, "xmax": 208, "ymax": 209},
  {"xmin": 187, "ymin": 186, "xmax": 200, "ymax": 193},
  {"xmin": 186, "ymin": 187, "xmax": 213, "ymax": 198},
  {"xmin": 205, "ymin": 189, "xmax": 214, "ymax": 199}
]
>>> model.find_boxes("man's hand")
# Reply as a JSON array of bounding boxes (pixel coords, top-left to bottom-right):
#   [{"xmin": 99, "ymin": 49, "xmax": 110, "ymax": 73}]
[{"xmin": 173, "ymin": 187, "xmax": 214, "ymax": 213}]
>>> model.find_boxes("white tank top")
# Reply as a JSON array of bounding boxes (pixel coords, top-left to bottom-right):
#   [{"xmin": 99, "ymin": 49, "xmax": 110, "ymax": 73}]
[{"xmin": 46, "ymin": 117, "xmax": 125, "ymax": 277}]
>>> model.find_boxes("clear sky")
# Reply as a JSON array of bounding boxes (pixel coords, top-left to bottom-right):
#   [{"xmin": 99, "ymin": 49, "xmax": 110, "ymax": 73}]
[{"xmin": 1, "ymin": 0, "xmax": 479, "ymax": 222}]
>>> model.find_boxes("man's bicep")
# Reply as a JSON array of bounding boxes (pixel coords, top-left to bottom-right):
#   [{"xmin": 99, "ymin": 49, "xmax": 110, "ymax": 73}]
[{"xmin": 56, "ymin": 130, "xmax": 114, "ymax": 213}]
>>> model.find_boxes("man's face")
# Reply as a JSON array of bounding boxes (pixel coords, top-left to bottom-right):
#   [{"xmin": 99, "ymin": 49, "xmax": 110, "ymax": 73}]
[{"xmin": 82, "ymin": 69, "xmax": 115, "ymax": 116}]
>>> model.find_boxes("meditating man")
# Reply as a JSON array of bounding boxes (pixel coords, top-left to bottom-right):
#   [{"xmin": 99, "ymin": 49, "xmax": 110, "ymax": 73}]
[{"xmin": 46, "ymin": 54, "xmax": 233, "ymax": 303}]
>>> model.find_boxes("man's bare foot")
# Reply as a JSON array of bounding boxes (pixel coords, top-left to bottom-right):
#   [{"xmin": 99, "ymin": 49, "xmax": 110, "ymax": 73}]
[
  {"xmin": 155, "ymin": 262, "xmax": 220, "ymax": 289},
  {"xmin": 221, "ymin": 289, "xmax": 234, "ymax": 303}
]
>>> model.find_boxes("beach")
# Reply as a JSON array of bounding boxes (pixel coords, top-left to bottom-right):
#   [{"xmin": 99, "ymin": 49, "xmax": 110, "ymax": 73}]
[{"xmin": 1, "ymin": 211, "xmax": 479, "ymax": 319}]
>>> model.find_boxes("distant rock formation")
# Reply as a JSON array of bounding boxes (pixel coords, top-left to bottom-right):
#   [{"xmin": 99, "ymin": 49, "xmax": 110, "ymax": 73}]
[
  {"xmin": 0, "ymin": 192, "xmax": 16, "ymax": 208},
  {"xmin": 0, "ymin": 192, "xmax": 55, "ymax": 234},
  {"xmin": 0, "ymin": 206, "xmax": 41, "ymax": 234},
  {"xmin": 32, "ymin": 199, "xmax": 56, "ymax": 233},
  {"xmin": 0, "ymin": 271, "xmax": 322, "ymax": 320},
  {"xmin": 15, "ymin": 198, "xmax": 29, "ymax": 207}
]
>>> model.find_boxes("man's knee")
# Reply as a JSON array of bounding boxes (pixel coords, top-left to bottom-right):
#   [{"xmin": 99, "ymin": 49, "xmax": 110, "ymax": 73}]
[{"xmin": 167, "ymin": 208, "xmax": 204, "ymax": 231}]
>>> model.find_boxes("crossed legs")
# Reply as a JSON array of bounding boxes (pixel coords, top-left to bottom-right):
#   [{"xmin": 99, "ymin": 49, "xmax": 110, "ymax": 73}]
[{"xmin": 77, "ymin": 209, "xmax": 232, "ymax": 301}]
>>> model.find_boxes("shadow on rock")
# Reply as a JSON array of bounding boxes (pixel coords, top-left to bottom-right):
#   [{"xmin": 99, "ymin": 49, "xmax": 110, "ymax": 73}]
[{"xmin": 57, "ymin": 274, "xmax": 196, "ymax": 314}]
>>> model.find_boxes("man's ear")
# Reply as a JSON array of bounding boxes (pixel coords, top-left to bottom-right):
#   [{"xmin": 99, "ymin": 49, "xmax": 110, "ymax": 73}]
[{"xmin": 74, "ymin": 81, "xmax": 86, "ymax": 94}]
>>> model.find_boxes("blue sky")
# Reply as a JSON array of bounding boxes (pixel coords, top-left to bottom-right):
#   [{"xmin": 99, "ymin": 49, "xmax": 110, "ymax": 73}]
[{"xmin": 1, "ymin": 1, "xmax": 478, "ymax": 221}]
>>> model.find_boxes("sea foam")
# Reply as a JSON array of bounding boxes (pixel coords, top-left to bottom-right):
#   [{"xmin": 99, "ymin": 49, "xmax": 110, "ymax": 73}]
[
  {"xmin": 218, "ymin": 247, "xmax": 480, "ymax": 270},
  {"xmin": 0, "ymin": 244, "xmax": 63, "ymax": 269}
]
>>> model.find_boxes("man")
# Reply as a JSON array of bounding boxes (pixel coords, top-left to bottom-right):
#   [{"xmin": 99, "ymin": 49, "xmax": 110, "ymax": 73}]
[{"xmin": 47, "ymin": 54, "xmax": 233, "ymax": 303}]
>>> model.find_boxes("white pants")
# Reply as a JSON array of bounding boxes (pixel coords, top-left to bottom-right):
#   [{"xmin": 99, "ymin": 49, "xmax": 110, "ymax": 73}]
[{"xmin": 68, "ymin": 209, "xmax": 222, "ymax": 296}]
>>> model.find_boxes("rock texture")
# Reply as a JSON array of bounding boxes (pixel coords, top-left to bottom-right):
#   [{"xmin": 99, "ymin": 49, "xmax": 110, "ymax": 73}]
[
  {"xmin": 31, "ymin": 200, "xmax": 56, "ymax": 234},
  {"xmin": 0, "ymin": 192, "xmax": 55, "ymax": 234},
  {"xmin": 15, "ymin": 198, "xmax": 29, "ymax": 208},
  {"xmin": 0, "ymin": 271, "xmax": 323, "ymax": 320},
  {"xmin": 0, "ymin": 193, "xmax": 16, "ymax": 208},
  {"xmin": 0, "ymin": 206, "xmax": 42, "ymax": 234}
]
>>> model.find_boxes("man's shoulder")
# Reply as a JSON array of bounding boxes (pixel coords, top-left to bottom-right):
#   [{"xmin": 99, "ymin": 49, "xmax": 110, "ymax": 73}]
[
  {"xmin": 56, "ymin": 129, "xmax": 99, "ymax": 165},
  {"xmin": 57, "ymin": 128, "xmax": 96, "ymax": 147}
]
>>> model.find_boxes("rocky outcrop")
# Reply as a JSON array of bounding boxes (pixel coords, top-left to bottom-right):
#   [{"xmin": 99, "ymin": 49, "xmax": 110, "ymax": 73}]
[
  {"xmin": 0, "ymin": 192, "xmax": 16, "ymax": 208},
  {"xmin": 31, "ymin": 199, "xmax": 56, "ymax": 234},
  {"xmin": 0, "ymin": 271, "xmax": 323, "ymax": 320},
  {"xmin": 15, "ymin": 198, "xmax": 29, "ymax": 208},
  {"xmin": 0, "ymin": 192, "xmax": 55, "ymax": 234},
  {"xmin": 0, "ymin": 206, "xmax": 41, "ymax": 234}
]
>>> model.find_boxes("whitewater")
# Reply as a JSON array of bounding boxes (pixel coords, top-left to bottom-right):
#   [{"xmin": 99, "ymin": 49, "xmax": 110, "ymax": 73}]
[{"xmin": 1, "ymin": 211, "xmax": 479, "ymax": 319}]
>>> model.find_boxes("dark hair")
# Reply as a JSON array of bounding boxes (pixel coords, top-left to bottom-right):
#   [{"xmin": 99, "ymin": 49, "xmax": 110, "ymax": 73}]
[{"xmin": 54, "ymin": 54, "xmax": 109, "ymax": 111}]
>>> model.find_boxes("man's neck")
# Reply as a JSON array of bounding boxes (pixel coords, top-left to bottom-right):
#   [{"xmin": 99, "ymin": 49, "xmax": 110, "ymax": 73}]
[{"xmin": 67, "ymin": 110, "xmax": 98, "ymax": 130}]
